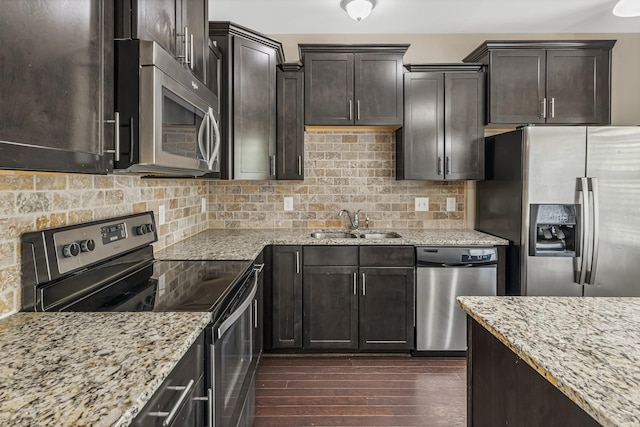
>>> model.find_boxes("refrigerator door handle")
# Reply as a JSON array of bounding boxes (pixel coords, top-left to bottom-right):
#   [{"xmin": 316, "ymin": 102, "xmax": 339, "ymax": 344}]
[
  {"xmin": 586, "ymin": 177, "xmax": 600, "ymax": 285},
  {"xmin": 574, "ymin": 177, "xmax": 590, "ymax": 285}
]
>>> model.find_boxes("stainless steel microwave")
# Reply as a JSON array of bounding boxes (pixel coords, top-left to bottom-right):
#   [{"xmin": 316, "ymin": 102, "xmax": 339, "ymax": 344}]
[{"xmin": 114, "ymin": 40, "xmax": 220, "ymax": 176}]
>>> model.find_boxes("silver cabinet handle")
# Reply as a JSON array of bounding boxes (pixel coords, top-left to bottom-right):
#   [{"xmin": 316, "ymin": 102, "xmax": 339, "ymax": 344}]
[
  {"xmin": 297, "ymin": 155, "xmax": 302, "ymax": 176},
  {"xmin": 541, "ymin": 97, "xmax": 548, "ymax": 118},
  {"xmin": 295, "ymin": 250, "xmax": 300, "ymax": 274},
  {"xmin": 270, "ymin": 155, "xmax": 276, "ymax": 177},
  {"xmin": 587, "ymin": 177, "xmax": 600, "ymax": 285},
  {"xmin": 353, "ymin": 272, "xmax": 357, "ymax": 295},
  {"xmin": 550, "ymin": 97, "xmax": 555, "ymax": 118},
  {"xmin": 362, "ymin": 273, "xmax": 366, "ymax": 296},
  {"xmin": 437, "ymin": 156, "xmax": 443, "ymax": 177},
  {"xmin": 348, "ymin": 100, "xmax": 352, "ymax": 121},
  {"xmin": 446, "ymin": 156, "xmax": 451, "ymax": 175},
  {"xmin": 149, "ymin": 379, "xmax": 195, "ymax": 426},
  {"xmin": 190, "ymin": 33, "xmax": 194, "ymax": 69},
  {"xmin": 356, "ymin": 100, "xmax": 361, "ymax": 121},
  {"xmin": 193, "ymin": 388, "xmax": 213, "ymax": 427},
  {"xmin": 184, "ymin": 27, "xmax": 190, "ymax": 65},
  {"xmin": 104, "ymin": 112, "xmax": 120, "ymax": 161}
]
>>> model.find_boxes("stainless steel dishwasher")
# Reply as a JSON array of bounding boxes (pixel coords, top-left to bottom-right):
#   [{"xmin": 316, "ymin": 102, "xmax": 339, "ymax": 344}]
[{"xmin": 415, "ymin": 247, "xmax": 497, "ymax": 354}]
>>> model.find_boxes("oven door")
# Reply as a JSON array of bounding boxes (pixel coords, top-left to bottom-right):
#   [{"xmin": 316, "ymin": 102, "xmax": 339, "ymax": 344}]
[{"xmin": 211, "ymin": 267, "xmax": 258, "ymax": 427}]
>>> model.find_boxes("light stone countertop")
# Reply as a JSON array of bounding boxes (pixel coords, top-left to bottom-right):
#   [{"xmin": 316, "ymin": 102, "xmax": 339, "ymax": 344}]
[
  {"xmin": 0, "ymin": 312, "xmax": 211, "ymax": 427},
  {"xmin": 457, "ymin": 296, "xmax": 640, "ymax": 427},
  {"xmin": 155, "ymin": 228, "xmax": 508, "ymax": 261}
]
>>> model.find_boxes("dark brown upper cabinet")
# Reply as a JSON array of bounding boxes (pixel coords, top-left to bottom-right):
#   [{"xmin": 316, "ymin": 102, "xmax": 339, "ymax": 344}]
[
  {"xmin": 115, "ymin": 0, "xmax": 208, "ymax": 83},
  {"xmin": 299, "ymin": 45, "xmax": 409, "ymax": 127},
  {"xmin": 276, "ymin": 64, "xmax": 304, "ymax": 180},
  {"xmin": 463, "ymin": 40, "xmax": 616, "ymax": 125},
  {"xmin": 397, "ymin": 64, "xmax": 485, "ymax": 181},
  {"xmin": 210, "ymin": 22, "xmax": 284, "ymax": 180},
  {"xmin": 0, "ymin": 1, "xmax": 114, "ymax": 174}
]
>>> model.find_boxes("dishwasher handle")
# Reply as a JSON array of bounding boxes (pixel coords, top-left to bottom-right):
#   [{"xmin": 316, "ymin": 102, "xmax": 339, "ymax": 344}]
[{"xmin": 416, "ymin": 261, "xmax": 497, "ymax": 268}]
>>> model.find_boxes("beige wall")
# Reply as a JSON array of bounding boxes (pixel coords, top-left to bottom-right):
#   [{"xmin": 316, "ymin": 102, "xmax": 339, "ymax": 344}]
[
  {"xmin": 272, "ymin": 32, "xmax": 640, "ymax": 126},
  {"xmin": 0, "ymin": 173, "xmax": 208, "ymax": 318},
  {"xmin": 208, "ymin": 131, "xmax": 466, "ymax": 230}
]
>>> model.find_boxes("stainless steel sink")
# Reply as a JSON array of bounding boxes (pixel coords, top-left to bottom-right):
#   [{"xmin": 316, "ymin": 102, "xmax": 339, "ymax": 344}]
[
  {"xmin": 358, "ymin": 231, "xmax": 402, "ymax": 239},
  {"xmin": 310, "ymin": 231, "xmax": 402, "ymax": 239},
  {"xmin": 310, "ymin": 231, "xmax": 357, "ymax": 239}
]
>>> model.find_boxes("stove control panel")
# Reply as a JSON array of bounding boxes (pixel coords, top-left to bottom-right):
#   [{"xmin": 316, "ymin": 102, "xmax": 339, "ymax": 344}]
[{"xmin": 52, "ymin": 212, "xmax": 157, "ymax": 275}]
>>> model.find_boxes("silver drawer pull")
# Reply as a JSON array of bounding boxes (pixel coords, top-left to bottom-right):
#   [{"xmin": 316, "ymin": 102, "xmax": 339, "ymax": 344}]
[{"xmin": 149, "ymin": 379, "xmax": 195, "ymax": 426}]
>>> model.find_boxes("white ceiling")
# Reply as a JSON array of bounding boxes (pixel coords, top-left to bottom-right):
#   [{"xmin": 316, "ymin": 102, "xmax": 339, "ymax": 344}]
[{"xmin": 210, "ymin": 0, "xmax": 640, "ymax": 34}]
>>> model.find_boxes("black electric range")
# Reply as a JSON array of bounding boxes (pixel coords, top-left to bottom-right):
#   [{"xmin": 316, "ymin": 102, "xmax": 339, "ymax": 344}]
[{"xmin": 20, "ymin": 211, "xmax": 250, "ymax": 318}]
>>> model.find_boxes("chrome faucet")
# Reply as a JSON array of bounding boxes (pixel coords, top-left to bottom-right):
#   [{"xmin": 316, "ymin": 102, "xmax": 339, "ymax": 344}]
[{"xmin": 339, "ymin": 209, "xmax": 362, "ymax": 230}]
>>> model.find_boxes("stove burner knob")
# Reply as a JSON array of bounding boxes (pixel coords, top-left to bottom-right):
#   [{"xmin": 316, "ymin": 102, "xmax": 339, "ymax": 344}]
[
  {"xmin": 80, "ymin": 239, "xmax": 96, "ymax": 252},
  {"xmin": 62, "ymin": 242, "xmax": 81, "ymax": 258},
  {"xmin": 135, "ymin": 224, "xmax": 155, "ymax": 235}
]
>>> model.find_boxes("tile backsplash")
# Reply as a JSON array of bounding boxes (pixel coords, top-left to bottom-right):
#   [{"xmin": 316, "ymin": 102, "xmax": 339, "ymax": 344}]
[
  {"xmin": 208, "ymin": 131, "xmax": 467, "ymax": 230},
  {"xmin": 0, "ymin": 131, "xmax": 469, "ymax": 318},
  {"xmin": 0, "ymin": 173, "xmax": 208, "ymax": 318}
]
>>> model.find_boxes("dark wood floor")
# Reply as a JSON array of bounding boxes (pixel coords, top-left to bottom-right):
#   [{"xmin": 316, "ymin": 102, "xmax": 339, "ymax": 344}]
[{"xmin": 254, "ymin": 354, "xmax": 467, "ymax": 426}]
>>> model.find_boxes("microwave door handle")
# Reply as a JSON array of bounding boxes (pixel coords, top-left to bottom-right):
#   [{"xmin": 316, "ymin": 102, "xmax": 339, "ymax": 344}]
[
  {"xmin": 197, "ymin": 111, "xmax": 209, "ymax": 166},
  {"xmin": 209, "ymin": 107, "xmax": 221, "ymax": 170}
]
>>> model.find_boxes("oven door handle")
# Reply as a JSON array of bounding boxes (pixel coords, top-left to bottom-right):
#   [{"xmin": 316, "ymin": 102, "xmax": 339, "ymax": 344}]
[{"xmin": 217, "ymin": 271, "xmax": 258, "ymax": 339}]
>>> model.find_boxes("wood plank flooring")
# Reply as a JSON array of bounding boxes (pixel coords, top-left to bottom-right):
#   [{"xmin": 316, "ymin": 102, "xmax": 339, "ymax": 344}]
[{"xmin": 255, "ymin": 355, "xmax": 466, "ymax": 426}]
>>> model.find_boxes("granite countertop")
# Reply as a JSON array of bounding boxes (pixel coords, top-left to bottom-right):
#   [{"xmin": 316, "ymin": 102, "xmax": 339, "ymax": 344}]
[
  {"xmin": 457, "ymin": 296, "xmax": 640, "ymax": 427},
  {"xmin": 0, "ymin": 312, "xmax": 211, "ymax": 427},
  {"xmin": 155, "ymin": 228, "xmax": 507, "ymax": 260}
]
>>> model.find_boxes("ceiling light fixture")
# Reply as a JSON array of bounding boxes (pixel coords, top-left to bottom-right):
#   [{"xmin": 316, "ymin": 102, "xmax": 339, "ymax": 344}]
[
  {"xmin": 340, "ymin": 0, "xmax": 377, "ymax": 21},
  {"xmin": 613, "ymin": 0, "xmax": 640, "ymax": 17}
]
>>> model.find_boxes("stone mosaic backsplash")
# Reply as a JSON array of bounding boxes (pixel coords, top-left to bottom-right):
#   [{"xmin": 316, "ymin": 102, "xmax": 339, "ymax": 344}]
[
  {"xmin": 208, "ymin": 131, "xmax": 467, "ymax": 230},
  {"xmin": 0, "ymin": 173, "xmax": 208, "ymax": 318},
  {"xmin": 0, "ymin": 131, "xmax": 469, "ymax": 318}
]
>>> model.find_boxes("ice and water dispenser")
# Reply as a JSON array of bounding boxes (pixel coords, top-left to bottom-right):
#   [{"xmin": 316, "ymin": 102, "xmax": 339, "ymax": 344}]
[{"xmin": 529, "ymin": 204, "xmax": 579, "ymax": 257}]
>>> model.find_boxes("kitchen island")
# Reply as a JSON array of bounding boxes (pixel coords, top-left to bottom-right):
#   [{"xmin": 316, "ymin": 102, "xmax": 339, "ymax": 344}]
[{"xmin": 458, "ymin": 296, "xmax": 640, "ymax": 427}]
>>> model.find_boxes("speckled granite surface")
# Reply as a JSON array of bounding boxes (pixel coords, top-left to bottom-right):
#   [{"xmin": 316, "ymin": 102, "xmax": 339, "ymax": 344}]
[
  {"xmin": 457, "ymin": 296, "xmax": 640, "ymax": 427},
  {"xmin": 0, "ymin": 312, "xmax": 211, "ymax": 427},
  {"xmin": 155, "ymin": 228, "xmax": 507, "ymax": 260}
]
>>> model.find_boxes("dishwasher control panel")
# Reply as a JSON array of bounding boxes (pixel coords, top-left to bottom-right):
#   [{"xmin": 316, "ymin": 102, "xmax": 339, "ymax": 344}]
[{"xmin": 416, "ymin": 247, "xmax": 498, "ymax": 266}]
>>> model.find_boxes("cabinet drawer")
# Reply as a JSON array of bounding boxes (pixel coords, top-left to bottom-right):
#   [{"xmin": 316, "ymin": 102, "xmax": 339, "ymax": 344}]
[
  {"xmin": 132, "ymin": 332, "xmax": 205, "ymax": 427},
  {"xmin": 359, "ymin": 246, "xmax": 415, "ymax": 267},
  {"xmin": 304, "ymin": 246, "xmax": 358, "ymax": 266}
]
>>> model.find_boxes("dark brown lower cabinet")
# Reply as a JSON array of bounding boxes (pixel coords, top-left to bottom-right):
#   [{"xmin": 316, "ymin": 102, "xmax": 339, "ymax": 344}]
[
  {"xmin": 468, "ymin": 318, "xmax": 601, "ymax": 427},
  {"xmin": 359, "ymin": 267, "xmax": 414, "ymax": 350},
  {"xmin": 271, "ymin": 245, "xmax": 302, "ymax": 349},
  {"xmin": 303, "ymin": 265, "xmax": 359, "ymax": 350}
]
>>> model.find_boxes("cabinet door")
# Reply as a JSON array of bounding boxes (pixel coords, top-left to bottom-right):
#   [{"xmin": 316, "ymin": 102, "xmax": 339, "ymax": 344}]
[
  {"xmin": 0, "ymin": 0, "xmax": 113, "ymax": 174},
  {"xmin": 133, "ymin": 0, "xmax": 178, "ymax": 55},
  {"xmin": 233, "ymin": 37, "xmax": 277, "ymax": 179},
  {"xmin": 399, "ymin": 72, "xmax": 444, "ymax": 180},
  {"xmin": 359, "ymin": 267, "xmax": 415, "ymax": 350},
  {"xmin": 444, "ymin": 72, "xmax": 485, "ymax": 180},
  {"xmin": 272, "ymin": 246, "xmax": 302, "ymax": 349},
  {"xmin": 182, "ymin": 0, "xmax": 206, "ymax": 82},
  {"xmin": 276, "ymin": 69, "xmax": 304, "ymax": 180},
  {"xmin": 354, "ymin": 53, "xmax": 404, "ymax": 126},
  {"xmin": 304, "ymin": 53, "xmax": 355, "ymax": 126},
  {"xmin": 545, "ymin": 49, "xmax": 610, "ymax": 125},
  {"xmin": 303, "ymin": 266, "xmax": 359, "ymax": 350},
  {"xmin": 489, "ymin": 50, "xmax": 546, "ymax": 124}
]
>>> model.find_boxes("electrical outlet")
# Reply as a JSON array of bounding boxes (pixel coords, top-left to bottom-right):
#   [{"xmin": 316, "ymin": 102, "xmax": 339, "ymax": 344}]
[
  {"xmin": 284, "ymin": 196, "xmax": 294, "ymax": 211},
  {"xmin": 446, "ymin": 197, "xmax": 456, "ymax": 212},
  {"xmin": 158, "ymin": 205, "xmax": 166, "ymax": 225},
  {"xmin": 415, "ymin": 197, "xmax": 429, "ymax": 212},
  {"xmin": 201, "ymin": 197, "xmax": 207, "ymax": 213}
]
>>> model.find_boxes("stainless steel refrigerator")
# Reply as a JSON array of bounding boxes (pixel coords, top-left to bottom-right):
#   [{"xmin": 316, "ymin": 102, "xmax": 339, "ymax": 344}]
[{"xmin": 476, "ymin": 126, "xmax": 640, "ymax": 296}]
